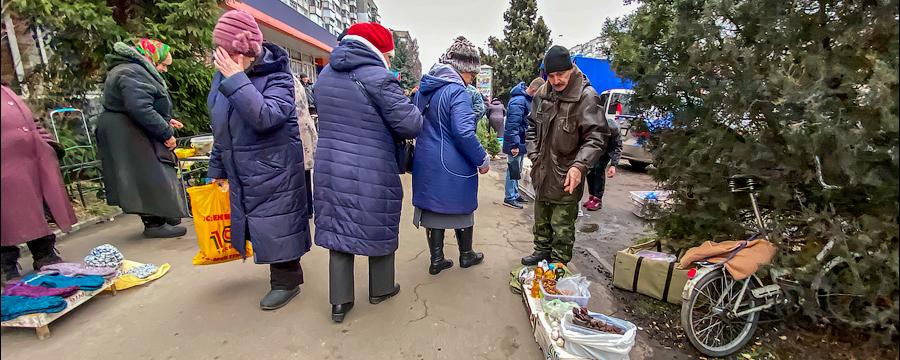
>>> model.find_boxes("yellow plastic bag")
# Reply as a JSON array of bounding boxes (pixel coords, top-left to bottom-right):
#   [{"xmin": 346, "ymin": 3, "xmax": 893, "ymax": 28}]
[{"xmin": 186, "ymin": 184, "xmax": 252, "ymax": 265}]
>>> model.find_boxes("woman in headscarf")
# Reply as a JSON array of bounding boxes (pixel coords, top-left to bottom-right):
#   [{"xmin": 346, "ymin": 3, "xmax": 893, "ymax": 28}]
[
  {"xmin": 412, "ymin": 36, "xmax": 490, "ymax": 276},
  {"xmin": 96, "ymin": 38, "xmax": 189, "ymax": 239},
  {"xmin": 207, "ymin": 10, "xmax": 311, "ymax": 310}
]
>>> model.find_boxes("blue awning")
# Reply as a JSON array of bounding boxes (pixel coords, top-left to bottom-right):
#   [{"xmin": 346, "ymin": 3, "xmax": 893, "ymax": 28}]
[{"xmin": 242, "ymin": 0, "xmax": 337, "ymax": 49}]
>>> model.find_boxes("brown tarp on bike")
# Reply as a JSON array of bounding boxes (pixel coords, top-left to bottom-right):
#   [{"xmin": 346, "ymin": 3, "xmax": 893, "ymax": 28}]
[{"xmin": 680, "ymin": 239, "xmax": 777, "ymax": 280}]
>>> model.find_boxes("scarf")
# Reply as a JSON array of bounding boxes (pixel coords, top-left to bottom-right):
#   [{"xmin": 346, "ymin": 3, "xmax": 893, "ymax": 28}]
[{"xmin": 134, "ymin": 38, "xmax": 171, "ymax": 65}]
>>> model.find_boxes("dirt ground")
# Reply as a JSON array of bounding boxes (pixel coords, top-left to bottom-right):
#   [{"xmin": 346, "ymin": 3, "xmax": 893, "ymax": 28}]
[{"xmin": 561, "ymin": 162, "xmax": 899, "ymax": 360}]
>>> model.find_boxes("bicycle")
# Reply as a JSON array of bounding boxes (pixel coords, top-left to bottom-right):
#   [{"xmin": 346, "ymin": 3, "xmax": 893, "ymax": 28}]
[{"xmin": 679, "ymin": 174, "xmax": 886, "ymax": 357}]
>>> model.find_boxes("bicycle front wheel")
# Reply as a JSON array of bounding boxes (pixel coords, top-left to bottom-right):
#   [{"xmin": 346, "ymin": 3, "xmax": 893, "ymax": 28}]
[{"xmin": 681, "ymin": 269, "xmax": 760, "ymax": 357}]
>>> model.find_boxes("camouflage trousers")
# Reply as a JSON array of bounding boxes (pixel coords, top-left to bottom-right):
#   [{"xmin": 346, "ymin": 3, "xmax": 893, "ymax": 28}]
[{"xmin": 532, "ymin": 200, "xmax": 579, "ymax": 263}]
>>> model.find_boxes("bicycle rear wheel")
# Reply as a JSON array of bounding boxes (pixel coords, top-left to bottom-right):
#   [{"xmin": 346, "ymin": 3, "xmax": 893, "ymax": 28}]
[{"xmin": 681, "ymin": 269, "xmax": 760, "ymax": 357}]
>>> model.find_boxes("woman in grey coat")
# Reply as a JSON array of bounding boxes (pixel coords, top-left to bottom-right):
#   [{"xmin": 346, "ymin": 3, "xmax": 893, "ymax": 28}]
[{"xmin": 96, "ymin": 39, "xmax": 188, "ymax": 238}]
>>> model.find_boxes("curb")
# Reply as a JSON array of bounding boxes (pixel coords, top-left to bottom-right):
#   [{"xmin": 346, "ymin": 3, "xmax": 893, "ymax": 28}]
[
  {"xmin": 18, "ymin": 210, "xmax": 124, "ymax": 258},
  {"xmin": 576, "ymin": 245, "xmax": 615, "ymax": 274}
]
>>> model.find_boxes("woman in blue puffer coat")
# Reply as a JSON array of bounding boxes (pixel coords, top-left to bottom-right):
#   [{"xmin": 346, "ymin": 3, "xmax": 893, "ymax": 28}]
[
  {"xmin": 313, "ymin": 23, "xmax": 423, "ymax": 323},
  {"xmin": 412, "ymin": 37, "xmax": 490, "ymax": 276},
  {"xmin": 207, "ymin": 11, "xmax": 310, "ymax": 311}
]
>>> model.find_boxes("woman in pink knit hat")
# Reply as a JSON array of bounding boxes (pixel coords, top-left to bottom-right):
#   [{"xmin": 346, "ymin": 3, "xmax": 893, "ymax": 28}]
[{"xmin": 207, "ymin": 10, "xmax": 311, "ymax": 311}]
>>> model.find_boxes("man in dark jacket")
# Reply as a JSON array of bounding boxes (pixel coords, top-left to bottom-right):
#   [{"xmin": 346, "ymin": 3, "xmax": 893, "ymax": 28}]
[
  {"xmin": 584, "ymin": 118, "xmax": 623, "ymax": 211},
  {"xmin": 299, "ymin": 72, "xmax": 316, "ymax": 114},
  {"xmin": 503, "ymin": 78, "xmax": 544, "ymax": 209},
  {"xmin": 313, "ymin": 22, "xmax": 423, "ymax": 323},
  {"xmin": 521, "ymin": 46, "xmax": 609, "ymax": 265}
]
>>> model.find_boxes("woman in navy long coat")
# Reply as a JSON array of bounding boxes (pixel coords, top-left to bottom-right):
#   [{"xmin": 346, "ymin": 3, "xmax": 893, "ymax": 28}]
[
  {"xmin": 207, "ymin": 10, "xmax": 310, "ymax": 311},
  {"xmin": 313, "ymin": 23, "xmax": 423, "ymax": 322}
]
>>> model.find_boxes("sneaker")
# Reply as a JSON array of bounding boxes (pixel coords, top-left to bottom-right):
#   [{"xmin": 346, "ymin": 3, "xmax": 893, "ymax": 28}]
[
  {"xmin": 516, "ymin": 196, "xmax": 530, "ymax": 204},
  {"xmin": 503, "ymin": 199, "xmax": 524, "ymax": 209},
  {"xmin": 582, "ymin": 197, "xmax": 593, "ymax": 207},
  {"xmin": 586, "ymin": 197, "xmax": 602, "ymax": 211}
]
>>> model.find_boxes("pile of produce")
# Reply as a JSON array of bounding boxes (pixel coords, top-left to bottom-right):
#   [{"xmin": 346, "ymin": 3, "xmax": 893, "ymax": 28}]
[
  {"xmin": 571, "ymin": 307, "xmax": 623, "ymax": 335},
  {"xmin": 542, "ymin": 278, "xmax": 560, "ymax": 295}
]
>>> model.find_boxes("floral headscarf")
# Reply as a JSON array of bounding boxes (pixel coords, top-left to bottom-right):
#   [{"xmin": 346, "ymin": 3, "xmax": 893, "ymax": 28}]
[{"xmin": 134, "ymin": 38, "xmax": 172, "ymax": 65}]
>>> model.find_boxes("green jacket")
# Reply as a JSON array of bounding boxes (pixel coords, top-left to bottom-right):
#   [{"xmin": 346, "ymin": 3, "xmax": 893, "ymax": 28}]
[{"xmin": 526, "ymin": 66, "xmax": 609, "ymax": 203}]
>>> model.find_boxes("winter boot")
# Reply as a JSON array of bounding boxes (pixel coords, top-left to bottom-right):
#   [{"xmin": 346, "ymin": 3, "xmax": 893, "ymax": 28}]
[
  {"xmin": 521, "ymin": 251, "xmax": 551, "ymax": 266},
  {"xmin": 143, "ymin": 224, "xmax": 188, "ymax": 238},
  {"xmin": 260, "ymin": 287, "xmax": 301, "ymax": 310},
  {"xmin": 456, "ymin": 227, "xmax": 484, "ymax": 268},
  {"xmin": 369, "ymin": 284, "xmax": 400, "ymax": 305},
  {"xmin": 27, "ymin": 235, "xmax": 63, "ymax": 271},
  {"xmin": 1, "ymin": 246, "xmax": 21, "ymax": 284},
  {"xmin": 331, "ymin": 302, "xmax": 354, "ymax": 323},
  {"xmin": 426, "ymin": 228, "xmax": 453, "ymax": 275}
]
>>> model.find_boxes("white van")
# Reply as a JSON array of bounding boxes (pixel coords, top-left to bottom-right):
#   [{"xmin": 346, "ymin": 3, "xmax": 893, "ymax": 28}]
[{"xmin": 598, "ymin": 89, "xmax": 653, "ymax": 171}]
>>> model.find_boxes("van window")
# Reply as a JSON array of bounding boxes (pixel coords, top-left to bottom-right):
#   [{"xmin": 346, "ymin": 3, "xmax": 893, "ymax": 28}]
[{"xmin": 607, "ymin": 93, "xmax": 635, "ymax": 116}]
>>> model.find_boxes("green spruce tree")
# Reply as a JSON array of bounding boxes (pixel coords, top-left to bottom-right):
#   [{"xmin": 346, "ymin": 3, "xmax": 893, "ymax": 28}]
[
  {"xmin": 9, "ymin": 0, "xmax": 223, "ymax": 135},
  {"xmin": 604, "ymin": 0, "xmax": 899, "ymax": 331},
  {"xmin": 486, "ymin": 0, "xmax": 551, "ymax": 103}
]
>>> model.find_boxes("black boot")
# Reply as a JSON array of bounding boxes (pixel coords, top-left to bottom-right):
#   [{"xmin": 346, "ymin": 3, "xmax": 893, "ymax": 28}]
[
  {"xmin": 456, "ymin": 227, "xmax": 484, "ymax": 268},
  {"xmin": 27, "ymin": 235, "xmax": 62, "ymax": 271},
  {"xmin": 0, "ymin": 246, "xmax": 21, "ymax": 284},
  {"xmin": 332, "ymin": 302, "xmax": 354, "ymax": 323},
  {"xmin": 426, "ymin": 228, "xmax": 453, "ymax": 275},
  {"xmin": 261, "ymin": 261, "xmax": 303, "ymax": 310},
  {"xmin": 521, "ymin": 251, "xmax": 551, "ymax": 266},
  {"xmin": 369, "ymin": 283, "xmax": 400, "ymax": 304},
  {"xmin": 142, "ymin": 216, "xmax": 187, "ymax": 238}
]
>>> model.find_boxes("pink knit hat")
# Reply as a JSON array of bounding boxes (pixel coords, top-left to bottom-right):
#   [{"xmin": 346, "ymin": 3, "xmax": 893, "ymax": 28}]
[{"xmin": 213, "ymin": 10, "xmax": 263, "ymax": 56}]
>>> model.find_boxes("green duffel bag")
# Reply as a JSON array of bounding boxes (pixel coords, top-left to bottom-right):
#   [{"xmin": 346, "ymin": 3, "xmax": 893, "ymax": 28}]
[{"xmin": 612, "ymin": 240, "xmax": 688, "ymax": 305}]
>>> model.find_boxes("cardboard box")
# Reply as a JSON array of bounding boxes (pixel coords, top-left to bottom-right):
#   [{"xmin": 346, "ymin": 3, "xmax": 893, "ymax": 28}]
[{"xmin": 613, "ymin": 240, "xmax": 688, "ymax": 305}]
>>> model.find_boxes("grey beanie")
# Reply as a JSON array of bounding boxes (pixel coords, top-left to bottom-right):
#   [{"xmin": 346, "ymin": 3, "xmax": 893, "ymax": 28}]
[{"xmin": 439, "ymin": 36, "xmax": 480, "ymax": 74}]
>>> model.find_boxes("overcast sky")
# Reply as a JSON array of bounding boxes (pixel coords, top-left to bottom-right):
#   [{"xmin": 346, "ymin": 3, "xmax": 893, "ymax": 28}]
[{"xmin": 378, "ymin": 0, "xmax": 638, "ymax": 69}]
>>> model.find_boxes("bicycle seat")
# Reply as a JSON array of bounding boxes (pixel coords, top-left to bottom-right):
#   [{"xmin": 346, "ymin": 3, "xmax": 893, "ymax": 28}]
[{"xmin": 728, "ymin": 174, "xmax": 763, "ymax": 193}]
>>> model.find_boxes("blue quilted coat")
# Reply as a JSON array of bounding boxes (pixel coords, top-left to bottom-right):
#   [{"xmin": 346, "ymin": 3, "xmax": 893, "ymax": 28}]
[
  {"xmin": 313, "ymin": 38, "xmax": 423, "ymax": 256},
  {"xmin": 412, "ymin": 64, "xmax": 487, "ymax": 215},
  {"xmin": 207, "ymin": 42, "xmax": 310, "ymax": 264}
]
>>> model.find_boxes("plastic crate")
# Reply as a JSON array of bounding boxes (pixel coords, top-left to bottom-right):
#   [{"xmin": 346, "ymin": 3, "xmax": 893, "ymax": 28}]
[{"xmin": 629, "ymin": 190, "xmax": 671, "ymax": 219}]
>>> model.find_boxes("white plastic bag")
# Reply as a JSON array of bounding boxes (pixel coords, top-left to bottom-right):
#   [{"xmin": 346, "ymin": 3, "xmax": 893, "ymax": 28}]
[
  {"xmin": 556, "ymin": 275, "xmax": 590, "ymax": 296},
  {"xmin": 560, "ymin": 311, "xmax": 637, "ymax": 360}
]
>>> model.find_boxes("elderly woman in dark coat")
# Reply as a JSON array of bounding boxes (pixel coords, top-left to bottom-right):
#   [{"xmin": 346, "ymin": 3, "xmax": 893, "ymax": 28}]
[
  {"xmin": 96, "ymin": 38, "xmax": 189, "ymax": 238},
  {"xmin": 313, "ymin": 22, "xmax": 423, "ymax": 323},
  {"xmin": 1, "ymin": 84, "xmax": 77, "ymax": 284},
  {"xmin": 207, "ymin": 10, "xmax": 310, "ymax": 311}
]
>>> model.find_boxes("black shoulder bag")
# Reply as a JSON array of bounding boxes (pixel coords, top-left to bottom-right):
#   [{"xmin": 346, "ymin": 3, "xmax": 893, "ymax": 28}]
[{"xmin": 350, "ymin": 73, "xmax": 415, "ymax": 174}]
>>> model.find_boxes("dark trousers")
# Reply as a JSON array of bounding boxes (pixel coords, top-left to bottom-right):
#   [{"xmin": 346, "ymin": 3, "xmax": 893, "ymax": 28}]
[
  {"xmin": 0, "ymin": 234, "xmax": 58, "ymax": 270},
  {"xmin": 586, "ymin": 155, "xmax": 612, "ymax": 199},
  {"xmin": 329, "ymin": 250, "xmax": 395, "ymax": 305},
  {"xmin": 269, "ymin": 260, "xmax": 304, "ymax": 290},
  {"xmin": 141, "ymin": 215, "xmax": 166, "ymax": 227}
]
